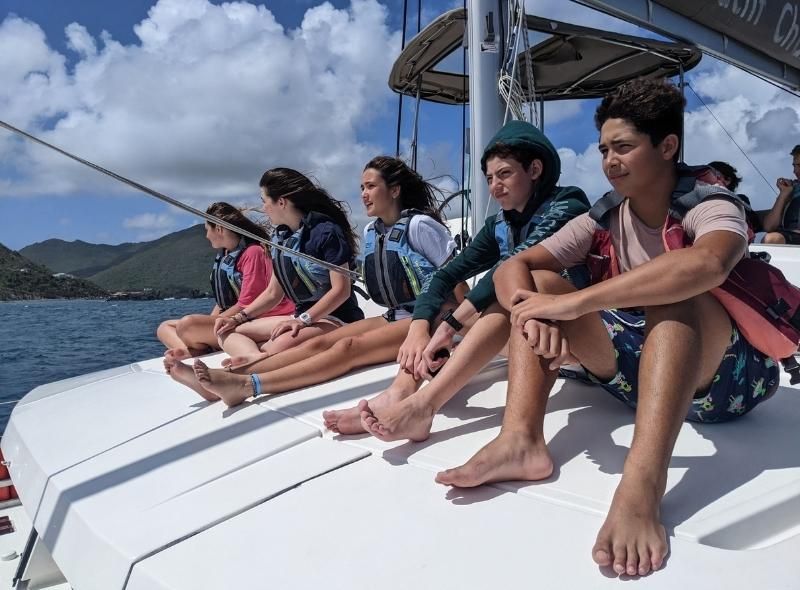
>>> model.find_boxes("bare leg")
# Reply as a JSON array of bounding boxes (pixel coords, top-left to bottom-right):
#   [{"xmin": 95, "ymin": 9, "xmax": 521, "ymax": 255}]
[
  {"xmin": 159, "ymin": 317, "xmax": 210, "ymax": 359},
  {"xmin": 157, "ymin": 319, "xmax": 184, "ymax": 350},
  {"xmin": 195, "ymin": 321, "xmax": 411, "ymax": 407},
  {"xmin": 592, "ymin": 292, "xmax": 731, "ymax": 576},
  {"xmin": 763, "ymin": 232, "xmax": 787, "ymax": 244},
  {"xmin": 325, "ymin": 370, "xmax": 421, "ymax": 435},
  {"xmin": 360, "ymin": 303, "xmax": 511, "ymax": 442},
  {"xmin": 194, "ymin": 360, "xmax": 252, "ymax": 406},
  {"xmin": 227, "ymin": 316, "xmax": 388, "ymax": 372},
  {"xmin": 174, "ymin": 315, "xmax": 220, "ymax": 355},
  {"xmin": 259, "ymin": 321, "xmax": 341, "ymax": 356},
  {"xmin": 163, "ymin": 355, "xmax": 219, "ymax": 402},
  {"xmin": 218, "ymin": 316, "xmax": 292, "ymax": 357},
  {"xmin": 322, "ymin": 371, "xmax": 418, "ymax": 434},
  {"xmin": 436, "ymin": 271, "xmax": 616, "ymax": 486}
]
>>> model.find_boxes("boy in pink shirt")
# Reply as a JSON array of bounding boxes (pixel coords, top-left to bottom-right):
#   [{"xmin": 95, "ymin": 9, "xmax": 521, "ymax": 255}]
[{"xmin": 434, "ymin": 79, "xmax": 779, "ymax": 576}]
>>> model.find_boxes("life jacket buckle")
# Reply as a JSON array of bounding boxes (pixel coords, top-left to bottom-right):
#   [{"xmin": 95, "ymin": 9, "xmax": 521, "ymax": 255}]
[
  {"xmin": 781, "ymin": 355, "xmax": 800, "ymax": 385},
  {"xmin": 766, "ymin": 299, "xmax": 790, "ymax": 320}
]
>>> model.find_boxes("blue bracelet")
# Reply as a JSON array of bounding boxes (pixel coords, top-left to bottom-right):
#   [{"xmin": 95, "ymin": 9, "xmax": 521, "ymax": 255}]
[{"xmin": 250, "ymin": 374, "xmax": 263, "ymax": 397}]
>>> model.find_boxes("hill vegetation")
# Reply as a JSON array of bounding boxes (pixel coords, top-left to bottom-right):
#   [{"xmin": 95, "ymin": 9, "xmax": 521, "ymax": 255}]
[
  {"xmin": 20, "ymin": 224, "xmax": 216, "ymax": 297},
  {"xmin": 0, "ymin": 244, "xmax": 108, "ymax": 300}
]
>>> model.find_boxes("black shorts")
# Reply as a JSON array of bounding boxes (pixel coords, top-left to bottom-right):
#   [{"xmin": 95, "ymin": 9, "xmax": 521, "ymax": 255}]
[{"xmin": 777, "ymin": 230, "xmax": 800, "ymax": 245}]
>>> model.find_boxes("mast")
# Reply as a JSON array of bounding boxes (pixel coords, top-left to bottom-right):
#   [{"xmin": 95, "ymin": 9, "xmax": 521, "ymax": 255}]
[{"xmin": 467, "ymin": 0, "xmax": 505, "ymax": 228}]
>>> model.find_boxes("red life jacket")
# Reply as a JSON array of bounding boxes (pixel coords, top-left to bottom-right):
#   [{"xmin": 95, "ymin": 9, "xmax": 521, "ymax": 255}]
[{"xmin": 587, "ymin": 165, "xmax": 800, "ymax": 366}]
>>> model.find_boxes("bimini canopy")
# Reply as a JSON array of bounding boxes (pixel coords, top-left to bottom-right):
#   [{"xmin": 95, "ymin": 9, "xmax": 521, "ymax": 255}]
[{"xmin": 388, "ymin": 8, "xmax": 702, "ymax": 105}]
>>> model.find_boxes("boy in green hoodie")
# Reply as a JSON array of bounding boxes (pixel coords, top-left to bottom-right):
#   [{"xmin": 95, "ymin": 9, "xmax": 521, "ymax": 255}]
[{"xmin": 324, "ymin": 120, "xmax": 590, "ymax": 437}]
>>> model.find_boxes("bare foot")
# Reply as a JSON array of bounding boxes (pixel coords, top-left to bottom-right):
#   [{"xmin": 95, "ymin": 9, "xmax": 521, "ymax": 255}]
[
  {"xmin": 435, "ymin": 431, "xmax": 553, "ymax": 487},
  {"xmin": 323, "ymin": 386, "xmax": 414, "ymax": 435},
  {"xmin": 164, "ymin": 356, "xmax": 219, "ymax": 402},
  {"xmin": 165, "ymin": 348, "xmax": 192, "ymax": 362},
  {"xmin": 194, "ymin": 360, "xmax": 255, "ymax": 407},
  {"xmin": 592, "ymin": 477, "xmax": 668, "ymax": 576},
  {"xmin": 221, "ymin": 352, "xmax": 269, "ymax": 371},
  {"xmin": 359, "ymin": 395, "xmax": 435, "ymax": 442}
]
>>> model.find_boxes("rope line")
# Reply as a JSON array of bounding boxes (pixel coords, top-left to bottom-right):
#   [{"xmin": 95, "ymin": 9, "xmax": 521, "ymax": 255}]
[{"xmin": 0, "ymin": 119, "xmax": 364, "ymax": 281}]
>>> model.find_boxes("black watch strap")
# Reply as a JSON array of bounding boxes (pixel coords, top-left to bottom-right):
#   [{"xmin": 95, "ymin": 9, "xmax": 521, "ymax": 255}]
[{"xmin": 441, "ymin": 309, "xmax": 463, "ymax": 332}]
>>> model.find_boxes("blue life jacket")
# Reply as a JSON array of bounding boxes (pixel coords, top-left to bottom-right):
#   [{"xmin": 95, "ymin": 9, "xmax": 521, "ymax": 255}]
[
  {"xmin": 210, "ymin": 238, "xmax": 248, "ymax": 310},
  {"xmin": 493, "ymin": 197, "xmax": 553, "ymax": 257},
  {"xmin": 271, "ymin": 212, "xmax": 336, "ymax": 306},
  {"xmin": 494, "ymin": 195, "xmax": 589, "ymax": 289},
  {"xmin": 361, "ymin": 209, "xmax": 439, "ymax": 312}
]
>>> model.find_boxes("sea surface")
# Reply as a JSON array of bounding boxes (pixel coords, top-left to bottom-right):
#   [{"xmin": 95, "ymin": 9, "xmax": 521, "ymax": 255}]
[{"xmin": 0, "ymin": 298, "xmax": 211, "ymax": 435}]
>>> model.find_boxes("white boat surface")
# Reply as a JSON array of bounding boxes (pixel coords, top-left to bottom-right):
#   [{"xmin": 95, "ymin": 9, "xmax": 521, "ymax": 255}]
[
  {"xmin": 3, "ymin": 1, "xmax": 800, "ymax": 588},
  {"xmin": 1, "ymin": 243, "xmax": 799, "ymax": 589}
]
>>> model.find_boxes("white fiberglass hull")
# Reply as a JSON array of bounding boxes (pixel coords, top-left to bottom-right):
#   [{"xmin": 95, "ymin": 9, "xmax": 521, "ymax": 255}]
[{"xmin": 2, "ymin": 245, "xmax": 800, "ymax": 589}]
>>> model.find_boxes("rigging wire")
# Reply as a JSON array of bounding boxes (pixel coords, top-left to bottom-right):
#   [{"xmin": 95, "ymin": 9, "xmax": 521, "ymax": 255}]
[
  {"xmin": 395, "ymin": 0, "xmax": 410, "ymax": 157},
  {"xmin": 0, "ymin": 119, "xmax": 363, "ymax": 282},
  {"xmin": 685, "ymin": 82, "xmax": 778, "ymax": 195}
]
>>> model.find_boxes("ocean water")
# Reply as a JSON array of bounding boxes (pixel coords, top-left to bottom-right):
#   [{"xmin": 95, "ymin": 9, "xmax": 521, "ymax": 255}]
[{"xmin": 0, "ymin": 298, "xmax": 211, "ymax": 435}]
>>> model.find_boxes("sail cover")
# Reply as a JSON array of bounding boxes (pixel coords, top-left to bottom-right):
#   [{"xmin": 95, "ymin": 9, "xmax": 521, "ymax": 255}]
[
  {"xmin": 574, "ymin": 0, "xmax": 800, "ymax": 90},
  {"xmin": 654, "ymin": 0, "xmax": 800, "ymax": 72},
  {"xmin": 388, "ymin": 8, "xmax": 701, "ymax": 105}
]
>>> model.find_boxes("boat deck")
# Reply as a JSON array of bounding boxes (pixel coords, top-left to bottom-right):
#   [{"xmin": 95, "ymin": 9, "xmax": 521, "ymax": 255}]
[{"xmin": 2, "ymin": 341, "xmax": 800, "ymax": 589}]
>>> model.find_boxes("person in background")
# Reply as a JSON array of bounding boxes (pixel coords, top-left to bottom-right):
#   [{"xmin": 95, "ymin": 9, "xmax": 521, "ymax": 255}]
[
  {"xmin": 157, "ymin": 202, "xmax": 294, "ymax": 360},
  {"xmin": 708, "ymin": 160, "xmax": 760, "ymax": 236},
  {"xmin": 762, "ymin": 145, "xmax": 800, "ymax": 244}
]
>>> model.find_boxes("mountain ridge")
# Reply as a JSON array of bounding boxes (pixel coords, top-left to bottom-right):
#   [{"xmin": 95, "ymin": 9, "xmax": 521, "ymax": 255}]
[{"xmin": 18, "ymin": 224, "xmax": 217, "ymax": 297}]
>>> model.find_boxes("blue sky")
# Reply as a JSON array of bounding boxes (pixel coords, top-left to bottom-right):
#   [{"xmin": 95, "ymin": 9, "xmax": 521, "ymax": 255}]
[{"xmin": 1, "ymin": 0, "xmax": 798, "ymax": 250}]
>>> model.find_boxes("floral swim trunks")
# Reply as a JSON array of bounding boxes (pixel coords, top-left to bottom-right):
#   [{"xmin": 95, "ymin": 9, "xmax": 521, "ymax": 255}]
[{"xmin": 583, "ymin": 309, "xmax": 780, "ymax": 423}]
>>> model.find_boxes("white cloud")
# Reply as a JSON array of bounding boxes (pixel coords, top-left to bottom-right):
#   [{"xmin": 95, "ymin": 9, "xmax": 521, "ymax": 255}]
[
  {"xmin": 65, "ymin": 23, "xmax": 97, "ymax": 57},
  {"xmin": 558, "ymin": 142, "xmax": 608, "ymax": 203},
  {"xmin": 0, "ymin": 0, "xmax": 401, "ymax": 218},
  {"xmin": 123, "ymin": 212, "xmax": 177, "ymax": 230}
]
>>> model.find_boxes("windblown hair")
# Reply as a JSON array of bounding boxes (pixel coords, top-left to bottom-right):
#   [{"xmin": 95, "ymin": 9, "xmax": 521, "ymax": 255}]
[
  {"xmin": 206, "ymin": 202, "xmax": 270, "ymax": 247},
  {"xmin": 480, "ymin": 143, "xmax": 541, "ymax": 175},
  {"xmin": 708, "ymin": 160, "xmax": 742, "ymax": 192},
  {"xmin": 595, "ymin": 77, "xmax": 686, "ymax": 161},
  {"xmin": 364, "ymin": 156, "xmax": 446, "ymax": 225},
  {"xmin": 791, "ymin": 145, "xmax": 800, "ymax": 158},
  {"xmin": 259, "ymin": 167, "xmax": 358, "ymax": 255}
]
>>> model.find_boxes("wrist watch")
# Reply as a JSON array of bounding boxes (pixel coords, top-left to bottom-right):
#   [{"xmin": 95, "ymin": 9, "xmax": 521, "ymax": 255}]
[
  {"xmin": 297, "ymin": 311, "xmax": 313, "ymax": 326},
  {"xmin": 441, "ymin": 309, "xmax": 463, "ymax": 333}
]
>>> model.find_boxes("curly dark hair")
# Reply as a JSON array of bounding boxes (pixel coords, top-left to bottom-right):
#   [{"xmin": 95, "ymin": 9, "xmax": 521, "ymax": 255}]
[
  {"xmin": 595, "ymin": 78, "xmax": 685, "ymax": 161},
  {"xmin": 363, "ymin": 156, "xmax": 446, "ymax": 225},
  {"xmin": 480, "ymin": 143, "xmax": 541, "ymax": 175},
  {"xmin": 708, "ymin": 161, "xmax": 742, "ymax": 192},
  {"xmin": 259, "ymin": 167, "xmax": 358, "ymax": 255}
]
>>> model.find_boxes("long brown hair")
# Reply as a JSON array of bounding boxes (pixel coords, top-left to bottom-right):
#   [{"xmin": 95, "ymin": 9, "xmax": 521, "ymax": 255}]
[
  {"xmin": 206, "ymin": 202, "xmax": 270, "ymax": 249},
  {"xmin": 364, "ymin": 156, "xmax": 445, "ymax": 225},
  {"xmin": 259, "ymin": 167, "xmax": 358, "ymax": 254}
]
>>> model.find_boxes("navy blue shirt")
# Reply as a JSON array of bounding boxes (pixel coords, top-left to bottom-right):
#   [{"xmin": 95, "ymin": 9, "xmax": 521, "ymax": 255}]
[{"xmin": 299, "ymin": 219, "xmax": 364, "ymax": 323}]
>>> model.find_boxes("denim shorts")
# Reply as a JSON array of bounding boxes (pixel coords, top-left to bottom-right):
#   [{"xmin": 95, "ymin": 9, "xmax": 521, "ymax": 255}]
[{"xmin": 583, "ymin": 309, "xmax": 780, "ymax": 423}]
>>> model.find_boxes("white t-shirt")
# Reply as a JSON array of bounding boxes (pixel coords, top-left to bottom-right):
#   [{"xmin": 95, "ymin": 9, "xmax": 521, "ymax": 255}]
[{"xmin": 364, "ymin": 215, "xmax": 456, "ymax": 319}]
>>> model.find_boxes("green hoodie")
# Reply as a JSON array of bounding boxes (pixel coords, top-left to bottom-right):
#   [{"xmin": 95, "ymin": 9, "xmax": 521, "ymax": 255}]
[{"xmin": 412, "ymin": 120, "xmax": 590, "ymax": 323}]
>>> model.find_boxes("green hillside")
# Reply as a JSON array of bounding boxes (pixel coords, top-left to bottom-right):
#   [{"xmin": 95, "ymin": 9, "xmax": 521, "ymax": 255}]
[
  {"xmin": 88, "ymin": 225, "xmax": 215, "ymax": 296},
  {"xmin": 20, "ymin": 239, "xmax": 146, "ymax": 278},
  {"xmin": 0, "ymin": 243, "xmax": 108, "ymax": 300}
]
